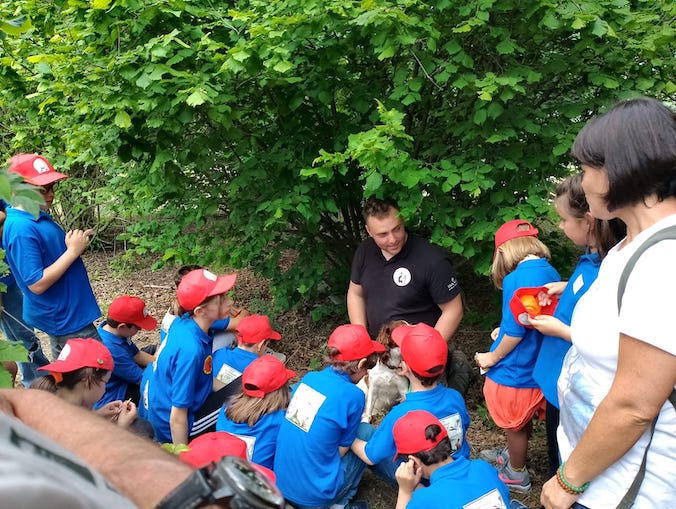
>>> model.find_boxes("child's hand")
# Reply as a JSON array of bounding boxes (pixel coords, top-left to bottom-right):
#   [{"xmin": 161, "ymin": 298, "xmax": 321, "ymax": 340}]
[
  {"xmin": 115, "ymin": 400, "xmax": 138, "ymax": 428},
  {"xmin": 96, "ymin": 401, "xmax": 123, "ymax": 419},
  {"xmin": 395, "ymin": 459, "xmax": 422, "ymax": 493},
  {"xmin": 529, "ymin": 315, "xmax": 570, "ymax": 341},
  {"xmin": 544, "ymin": 281, "xmax": 567, "ymax": 298},
  {"xmin": 65, "ymin": 228, "xmax": 94, "ymax": 256},
  {"xmin": 490, "ymin": 327, "xmax": 500, "ymax": 341},
  {"xmin": 474, "ymin": 351, "xmax": 500, "ymax": 371}
]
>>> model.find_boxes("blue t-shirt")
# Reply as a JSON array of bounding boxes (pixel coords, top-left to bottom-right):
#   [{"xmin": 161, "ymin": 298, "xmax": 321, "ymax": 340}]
[
  {"xmin": 216, "ymin": 409, "xmax": 285, "ymax": 469},
  {"xmin": 212, "ymin": 346, "xmax": 257, "ymax": 386},
  {"xmin": 94, "ymin": 322, "xmax": 142, "ymax": 409},
  {"xmin": 273, "ymin": 367, "xmax": 364, "ymax": 506},
  {"xmin": 407, "ymin": 456, "xmax": 510, "ymax": 509},
  {"xmin": 487, "ymin": 258, "xmax": 561, "ymax": 388},
  {"xmin": 533, "ymin": 253, "xmax": 600, "ymax": 407},
  {"xmin": 139, "ymin": 316, "xmax": 213, "ymax": 443},
  {"xmin": 2, "ymin": 207, "xmax": 100, "ymax": 335},
  {"xmin": 364, "ymin": 384, "xmax": 470, "ymax": 465}
]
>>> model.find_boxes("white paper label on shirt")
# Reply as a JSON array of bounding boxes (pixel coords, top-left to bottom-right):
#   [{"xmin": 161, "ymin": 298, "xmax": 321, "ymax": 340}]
[
  {"xmin": 392, "ymin": 267, "xmax": 411, "ymax": 287},
  {"xmin": 573, "ymin": 273, "xmax": 585, "ymax": 294},
  {"xmin": 439, "ymin": 412, "xmax": 463, "ymax": 453},
  {"xmin": 285, "ymin": 383, "xmax": 326, "ymax": 432},
  {"xmin": 215, "ymin": 364, "xmax": 242, "ymax": 385},
  {"xmin": 462, "ymin": 488, "xmax": 507, "ymax": 509}
]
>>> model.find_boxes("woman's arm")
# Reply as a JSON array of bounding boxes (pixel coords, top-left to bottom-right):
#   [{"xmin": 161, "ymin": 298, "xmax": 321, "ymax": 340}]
[{"xmin": 541, "ymin": 334, "xmax": 676, "ymax": 508}]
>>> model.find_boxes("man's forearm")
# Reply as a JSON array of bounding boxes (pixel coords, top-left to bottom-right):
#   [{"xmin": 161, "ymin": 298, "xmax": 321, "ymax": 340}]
[
  {"xmin": 347, "ymin": 282, "xmax": 368, "ymax": 327},
  {"xmin": 0, "ymin": 389, "xmax": 192, "ymax": 509},
  {"xmin": 434, "ymin": 295, "xmax": 463, "ymax": 342}
]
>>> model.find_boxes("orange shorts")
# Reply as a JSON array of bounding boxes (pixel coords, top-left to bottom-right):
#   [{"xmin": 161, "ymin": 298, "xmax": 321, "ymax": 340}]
[{"xmin": 483, "ymin": 377, "xmax": 545, "ymax": 430}]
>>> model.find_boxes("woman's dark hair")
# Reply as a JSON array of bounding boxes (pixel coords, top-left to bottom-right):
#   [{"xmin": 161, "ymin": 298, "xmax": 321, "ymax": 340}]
[
  {"xmin": 556, "ymin": 173, "xmax": 626, "ymax": 258},
  {"xmin": 407, "ymin": 423, "xmax": 452, "ymax": 465},
  {"xmin": 571, "ymin": 97, "xmax": 676, "ymax": 212}
]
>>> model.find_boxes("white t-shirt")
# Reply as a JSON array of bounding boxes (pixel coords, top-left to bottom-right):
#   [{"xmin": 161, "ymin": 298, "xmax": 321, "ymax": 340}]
[
  {"xmin": 558, "ymin": 215, "xmax": 676, "ymax": 508},
  {"xmin": 0, "ymin": 412, "xmax": 137, "ymax": 509}
]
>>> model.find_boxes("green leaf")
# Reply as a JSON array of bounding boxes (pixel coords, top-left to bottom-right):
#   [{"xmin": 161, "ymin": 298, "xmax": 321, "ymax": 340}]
[
  {"xmin": 114, "ymin": 111, "xmax": 132, "ymax": 129},
  {"xmin": 273, "ymin": 60, "xmax": 293, "ymax": 73},
  {"xmin": 0, "ymin": 17, "xmax": 32, "ymax": 36},
  {"xmin": 364, "ymin": 171, "xmax": 383, "ymax": 194},
  {"xmin": 0, "ymin": 341, "xmax": 28, "ymax": 363},
  {"xmin": 91, "ymin": 0, "xmax": 113, "ymax": 9},
  {"xmin": 186, "ymin": 89, "xmax": 209, "ymax": 106}
]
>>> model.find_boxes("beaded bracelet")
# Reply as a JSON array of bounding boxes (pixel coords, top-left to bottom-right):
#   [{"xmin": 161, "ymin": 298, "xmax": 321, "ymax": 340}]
[{"xmin": 556, "ymin": 463, "xmax": 590, "ymax": 495}]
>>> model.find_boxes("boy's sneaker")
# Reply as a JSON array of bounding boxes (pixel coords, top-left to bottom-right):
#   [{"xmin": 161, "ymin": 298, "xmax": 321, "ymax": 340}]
[
  {"xmin": 498, "ymin": 462, "xmax": 532, "ymax": 494},
  {"xmin": 479, "ymin": 446, "xmax": 509, "ymax": 466}
]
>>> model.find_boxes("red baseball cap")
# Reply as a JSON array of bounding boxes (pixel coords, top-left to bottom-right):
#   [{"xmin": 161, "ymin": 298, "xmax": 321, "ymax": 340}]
[
  {"xmin": 8, "ymin": 154, "xmax": 68, "ymax": 186},
  {"xmin": 236, "ymin": 315, "xmax": 282, "ymax": 344},
  {"xmin": 38, "ymin": 338, "xmax": 113, "ymax": 373},
  {"xmin": 327, "ymin": 324, "xmax": 385, "ymax": 361},
  {"xmin": 177, "ymin": 269, "xmax": 237, "ymax": 312},
  {"xmin": 393, "ymin": 323, "xmax": 447, "ymax": 377},
  {"xmin": 509, "ymin": 286, "xmax": 559, "ymax": 329},
  {"xmin": 108, "ymin": 295, "xmax": 158, "ymax": 330},
  {"xmin": 494, "ymin": 219, "xmax": 539, "ymax": 255},
  {"xmin": 242, "ymin": 355, "xmax": 296, "ymax": 398},
  {"xmin": 179, "ymin": 432, "xmax": 277, "ymax": 483},
  {"xmin": 180, "ymin": 431, "xmax": 247, "ymax": 466},
  {"xmin": 394, "ymin": 410, "xmax": 448, "ymax": 456}
]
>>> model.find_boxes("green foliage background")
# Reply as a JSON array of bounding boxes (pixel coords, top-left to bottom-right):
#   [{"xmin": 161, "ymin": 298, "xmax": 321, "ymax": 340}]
[{"xmin": 1, "ymin": 0, "xmax": 674, "ymax": 317}]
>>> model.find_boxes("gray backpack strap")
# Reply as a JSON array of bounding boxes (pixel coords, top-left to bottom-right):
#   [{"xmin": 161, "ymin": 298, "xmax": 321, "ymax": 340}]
[
  {"xmin": 615, "ymin": 224, "xmax": 676, "ymax": 509},
  {"xmin": 617, "ymin": 224, "xmax": 676, "ymax": 310}
]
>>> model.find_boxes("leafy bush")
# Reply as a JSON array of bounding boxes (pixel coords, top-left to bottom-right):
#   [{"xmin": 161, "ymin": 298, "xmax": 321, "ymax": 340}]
[{"xmin": 1, "ymin": 1, "xmax": 674, "ymax": 318}]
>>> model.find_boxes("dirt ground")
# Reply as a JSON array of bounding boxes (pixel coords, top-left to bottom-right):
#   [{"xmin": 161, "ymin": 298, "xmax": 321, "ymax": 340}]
[{"xmin": 40, "ymin": 251, "xmax": 548, "ymax": 508}]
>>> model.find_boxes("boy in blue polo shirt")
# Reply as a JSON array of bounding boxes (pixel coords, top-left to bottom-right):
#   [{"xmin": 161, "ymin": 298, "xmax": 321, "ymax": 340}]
[
  {"xmin": 393, "ymin": 410, "xmax": 511, "ymax": 509},
  {"xmin": 351, "ymin": 323, "xmax": 470, "ymax": 486},
  {"xmin": 4, "ymin": 154, "xmax": 102, "ymax": 357},
  {"xmin": 95, "ymin": 295, "xmax": 158, "ymax": 409},
  {"xmin": 212, "ymin": 314, "xmax": 282, "ymax": 390},
  {"xmin": 274, "ymin": 324, "xmax": 385, "ymax": 509}
]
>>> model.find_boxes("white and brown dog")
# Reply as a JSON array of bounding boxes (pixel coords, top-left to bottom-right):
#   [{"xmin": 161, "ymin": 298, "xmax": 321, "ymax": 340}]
[{"xmin": 360, "ymin": 320, "xmax": 410, "ymax": 423}]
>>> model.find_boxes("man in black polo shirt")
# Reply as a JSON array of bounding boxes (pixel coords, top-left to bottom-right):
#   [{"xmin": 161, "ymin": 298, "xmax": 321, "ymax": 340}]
[{"xmin": 347, "ymin": 198, "xmax": 472, "ymax": 394}]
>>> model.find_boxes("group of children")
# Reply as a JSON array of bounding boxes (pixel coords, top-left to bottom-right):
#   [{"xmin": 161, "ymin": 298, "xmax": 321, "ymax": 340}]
[{"xmin": 4, "ymin": 172, "xmax": 618, "ymax": 508}]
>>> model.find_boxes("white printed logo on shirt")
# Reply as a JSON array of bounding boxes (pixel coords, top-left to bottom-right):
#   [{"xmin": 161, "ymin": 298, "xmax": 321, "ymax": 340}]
[
  {"xmin": 439, "ymin": 412, "xmax": 463, "ymax": 453},
  {"xmin": 215, "ymin": 364, "xmax": 242, "ymax": 386},
  {"xmin": 392, "ymin": 267, "xmax": 411, "ymax": 287},
  {"xmin": 462, "ymin": 488, "xmax": 507, "ymax": 509},
  {"xmin": 285, "ymin": 383, "xmax": 326, "ymax": 432}
]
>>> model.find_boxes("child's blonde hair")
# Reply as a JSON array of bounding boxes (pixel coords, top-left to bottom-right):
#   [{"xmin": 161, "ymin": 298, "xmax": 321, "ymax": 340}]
[
  {"xmin": 225, "ymin": 386, "xmax": 291, "ymax": 427},
  {"xmin": 491, "ymin": 236, "xmax": 551, "ymax": 289}
]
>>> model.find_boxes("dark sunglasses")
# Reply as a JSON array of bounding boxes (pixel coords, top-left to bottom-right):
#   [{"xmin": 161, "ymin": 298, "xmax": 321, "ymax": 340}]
[{"xmin": 39, "ymin": 184, "xmax": 56, "ymax": 194}]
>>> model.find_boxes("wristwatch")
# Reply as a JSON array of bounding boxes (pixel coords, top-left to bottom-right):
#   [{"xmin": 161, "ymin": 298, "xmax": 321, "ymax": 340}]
[{"xmin": 156, "ymin": 456, "xmax": 286, "ymax": 509}]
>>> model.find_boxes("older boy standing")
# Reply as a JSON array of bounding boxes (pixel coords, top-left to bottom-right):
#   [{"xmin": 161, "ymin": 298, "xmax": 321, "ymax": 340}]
[{"xmin": 4, "ymin": 154, "xmax": 101, "ymax": 357}]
